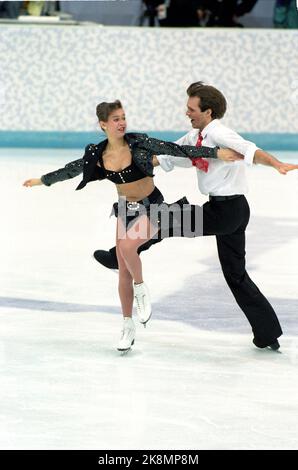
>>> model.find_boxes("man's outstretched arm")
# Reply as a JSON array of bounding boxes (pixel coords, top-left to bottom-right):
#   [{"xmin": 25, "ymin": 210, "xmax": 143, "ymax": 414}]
[{"xmin": 253, "ymin": 150, "xmax": 298, "ymax": 175}]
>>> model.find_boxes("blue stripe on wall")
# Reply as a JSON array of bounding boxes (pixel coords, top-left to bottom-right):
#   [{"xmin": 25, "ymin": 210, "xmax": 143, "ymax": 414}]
[{"xmin": 0, "ymin": 131, "xmax": 298, "ymax": 150}]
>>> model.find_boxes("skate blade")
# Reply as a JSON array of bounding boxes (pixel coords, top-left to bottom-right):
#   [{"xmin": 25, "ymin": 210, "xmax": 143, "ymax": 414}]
[
  {"xmin": 266, "ymin": 346, "xmax": 282, "ymax": 353},
  {"xmin": 119, "ymin": 349, "xmax": 131, "ymax": 356},
  {"xmin": 140, "ymin": 312, "xmax": 152, "ymax": 328}
]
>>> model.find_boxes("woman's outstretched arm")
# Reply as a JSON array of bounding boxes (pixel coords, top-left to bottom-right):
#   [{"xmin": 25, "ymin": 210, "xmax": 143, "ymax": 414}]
[
  {"xmin": 139, "ymin": 134, "xmax": 243, "ymax": 161},
  {"xmin": 23, "ymin": 157, "xmax": 84, "ymax": 188}
]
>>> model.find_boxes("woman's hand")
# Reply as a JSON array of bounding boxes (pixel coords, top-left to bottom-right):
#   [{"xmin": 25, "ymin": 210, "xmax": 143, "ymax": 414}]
[
  {"xmin": 23, "ymin": 178, "xmax": 43, "ymax": 187},
  {"xmin": 152, "ymin": 155, "xmax": 160, "ymax": 167},
  {"xmin": 217, "ymin": 148, "xmax": 244, "ymax": 162}
]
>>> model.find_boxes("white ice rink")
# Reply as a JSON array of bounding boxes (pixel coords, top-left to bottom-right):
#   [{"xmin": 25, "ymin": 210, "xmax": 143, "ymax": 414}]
[{"xmin": 1, "ymin": 148, "xmax": 298, "ymax": 450}]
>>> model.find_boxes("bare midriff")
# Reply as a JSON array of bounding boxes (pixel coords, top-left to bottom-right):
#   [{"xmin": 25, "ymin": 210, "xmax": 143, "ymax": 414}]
[{"xmin": 115, "ymin": 176, "xmax": 155, "ymax": 201}]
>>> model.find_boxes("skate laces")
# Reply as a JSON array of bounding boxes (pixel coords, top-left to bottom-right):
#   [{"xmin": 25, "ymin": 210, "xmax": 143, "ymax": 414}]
[
  {"xmin": 121, "ymin": 322, "xmax": 134, "ymax": 339},
  {"xmin": 135, "ymin": 292, "xmax": 145, "ymax": 316}
]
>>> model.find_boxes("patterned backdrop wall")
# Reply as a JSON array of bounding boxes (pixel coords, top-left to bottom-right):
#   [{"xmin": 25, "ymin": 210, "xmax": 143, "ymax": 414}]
[{"xmin": 0, "ymin": 25, "xmax": 298, "ymax": 134}]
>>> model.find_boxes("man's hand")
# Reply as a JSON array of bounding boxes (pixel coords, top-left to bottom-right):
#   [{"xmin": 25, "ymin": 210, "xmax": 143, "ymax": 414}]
[
  {"xmin": 23, "ymin": 178, "xmax": 43, "ymax": 187},
  {"xmin": 217, "ymin": 148, "xmax": 244, "ymax": 162},
  {"xmin": 274, "ymin": 162, "xmax": 298, "ymax": 175}
]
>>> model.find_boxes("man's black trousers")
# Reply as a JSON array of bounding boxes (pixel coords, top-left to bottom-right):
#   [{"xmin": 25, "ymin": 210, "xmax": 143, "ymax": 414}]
[{"xmin": 141, "ymin": 195, "xmax": 282, "ymax": 346}]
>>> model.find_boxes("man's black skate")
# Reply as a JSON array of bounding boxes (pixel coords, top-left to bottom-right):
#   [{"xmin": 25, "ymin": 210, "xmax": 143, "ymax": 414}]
[
  {"xmin": 93, "ymin": 247, "xmax": 118, "ymax": 269},
  {"xmin": 267, "ymin": 340, "xmax": 280, "ymax": 351},
  {"xmin": 253, "ymin": 337, "xmax": 280, "ymax": 351},
  {"xmin": 93, "ymin": 238, "xmax": 161, "ymax": 270}
]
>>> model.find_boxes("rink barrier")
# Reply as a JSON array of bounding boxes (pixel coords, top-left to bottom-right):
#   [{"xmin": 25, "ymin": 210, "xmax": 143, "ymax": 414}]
[{"xmin": 0, "ymin": 131, "xmax": 297, "ymax": 150}]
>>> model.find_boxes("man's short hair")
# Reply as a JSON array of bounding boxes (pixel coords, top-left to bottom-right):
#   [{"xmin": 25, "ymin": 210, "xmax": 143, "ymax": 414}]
[{"xmin": 187, "ymin": 81, "xmax": 227, "ymax": 119}]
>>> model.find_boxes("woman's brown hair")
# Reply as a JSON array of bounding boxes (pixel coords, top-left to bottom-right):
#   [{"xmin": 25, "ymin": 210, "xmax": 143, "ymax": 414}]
[{"xmin": 96, "ymin": 100, "xmax": 123, "ymax": 123}]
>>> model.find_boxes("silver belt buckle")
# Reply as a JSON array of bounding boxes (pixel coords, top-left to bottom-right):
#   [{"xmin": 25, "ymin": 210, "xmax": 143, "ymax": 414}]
[{"xmin": 127, "ymin": 201, "xmax": 140, "ymax": 211}]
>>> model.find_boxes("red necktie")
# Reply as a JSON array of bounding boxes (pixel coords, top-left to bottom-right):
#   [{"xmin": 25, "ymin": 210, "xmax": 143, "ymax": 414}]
[
  {"xmin": 191, "ymin": 132, "xmax": 209, "ymax": 173},
  {"xmin": 196, "ymin": 132, "xmax": 203, "ymax": 147}
]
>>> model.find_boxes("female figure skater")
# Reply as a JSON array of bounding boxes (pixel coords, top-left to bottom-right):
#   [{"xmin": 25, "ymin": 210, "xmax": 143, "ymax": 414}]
[{"xmin": 23, "ymin": 100, "xmax": 241, "ymax": 352}]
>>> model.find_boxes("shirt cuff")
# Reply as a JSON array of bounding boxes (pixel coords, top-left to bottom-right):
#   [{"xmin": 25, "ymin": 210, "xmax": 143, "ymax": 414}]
[
  {"xmin": 40, "ymin": 175, "xmax": 51, "ymax": 186},
  {"xmin": 244, "ymin": 144, "xmax": 259, "ymax": 166},
  {"xmin": 156, "ymin": 155, "xmax": 175, "ymax": 172}
]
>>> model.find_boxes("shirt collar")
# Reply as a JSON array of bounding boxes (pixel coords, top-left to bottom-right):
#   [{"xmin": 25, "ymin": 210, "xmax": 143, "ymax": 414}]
[{"xmin": 200, "ymin": 119, "xmax": 219, "ymax": 139}]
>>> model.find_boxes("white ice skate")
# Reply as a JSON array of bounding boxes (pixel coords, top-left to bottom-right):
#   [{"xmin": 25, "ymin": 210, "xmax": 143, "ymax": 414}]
[
  {"xmin": 117, "ymin": 317, "xmax": 136, "ymax": 352},
  {"xmin": 134, "ymin": 282, "xmax": 152, "ymax": 326}
]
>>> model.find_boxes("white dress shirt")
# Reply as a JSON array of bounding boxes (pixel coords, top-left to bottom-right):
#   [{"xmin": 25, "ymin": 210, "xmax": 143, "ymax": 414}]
[{"xmin": 157, "ymin": 119, "xmax": 259, "ymax": 196}]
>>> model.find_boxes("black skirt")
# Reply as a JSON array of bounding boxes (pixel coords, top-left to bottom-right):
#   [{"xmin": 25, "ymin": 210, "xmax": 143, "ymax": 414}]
[{"xmin": 112, "ymin": 187, "xmax": 164, "ymax": 231}]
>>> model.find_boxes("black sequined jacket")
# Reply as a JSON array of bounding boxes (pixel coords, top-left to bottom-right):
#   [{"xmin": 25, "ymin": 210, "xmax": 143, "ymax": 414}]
[{"xmin": 41, "ymin": 132, "xmax": 218, "ymax": 190}]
